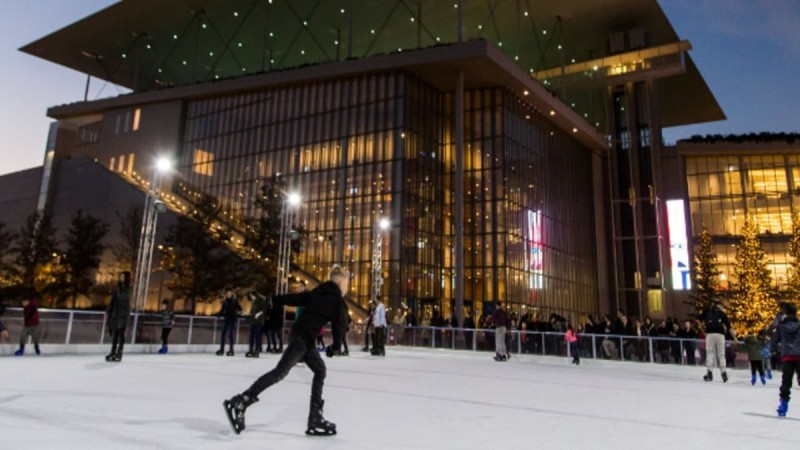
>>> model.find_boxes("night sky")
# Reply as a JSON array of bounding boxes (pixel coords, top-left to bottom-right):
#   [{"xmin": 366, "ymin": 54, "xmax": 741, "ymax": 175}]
[{"xmin": 1, "ymin": 0, "xmax": 798, "ymax": 176}]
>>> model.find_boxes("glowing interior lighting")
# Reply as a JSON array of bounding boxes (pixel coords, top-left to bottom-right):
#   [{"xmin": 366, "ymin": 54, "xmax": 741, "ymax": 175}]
[
  {"xmin": 379, "ymin": 218, "xmax": 390, "ymax": 230},
  {"xmin": 287, "ymin": 192, "xmax": 302, "ymax": 207},
  {"xmin": 156, "ymin": 158, "xmax": 172, "ymax": 173}
]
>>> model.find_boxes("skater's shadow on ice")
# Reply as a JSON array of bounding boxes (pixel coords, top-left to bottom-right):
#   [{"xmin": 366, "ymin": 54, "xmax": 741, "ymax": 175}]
[
  {"xmin": 85, "ymin": 362, "xmax": 116, "ymax": 370},
  {"xmin": 743, "ymin": 412, "xmax": 800, "ymax": 422},
  {"xmin": 125, "ymin": 417, "xmax": 229, "ymax": 441},
  {"xmin": 0, "ymin": 394, "xmax": 23, "ymax": 405}
]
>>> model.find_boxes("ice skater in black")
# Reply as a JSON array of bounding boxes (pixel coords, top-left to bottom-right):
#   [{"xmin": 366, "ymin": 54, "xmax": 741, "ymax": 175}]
[{"xmin": 224, "ymin": 265, "xmax": 349, "ymax": 436}]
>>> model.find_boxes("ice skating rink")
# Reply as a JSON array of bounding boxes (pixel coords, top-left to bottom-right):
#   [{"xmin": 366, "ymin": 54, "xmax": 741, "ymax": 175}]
[{"xmin": 2, "ymin": 348, "xmax": 797, "ymax": 449}]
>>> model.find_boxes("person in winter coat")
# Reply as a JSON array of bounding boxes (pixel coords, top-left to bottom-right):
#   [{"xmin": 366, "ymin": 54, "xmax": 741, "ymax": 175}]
[
  {"xmin": 217, "ymin": 289, "xmax": 242, "ymax": 356},
  {"xmin": 223, "ymin": 265, "xmax": 349, "ymax": 436},
  {"xmin": 743, "ymin": 332, "xmax": 767, "ymax": 386},
  {"xmin": 0, "ymin": 304, "xmax": 8, "ymax": 341},
  {"xmin": 267, "ymin": 298, "xmax": 284, "ymax": 353},
  {"xmin": 362, "ymin": 300, "xmax": 375, "ymax": 352},
  {"xmin": 371, "ymin": 296, "xmax": 387, "ymax": 356},
  {"xmin": 14, "ymin": 295, "xmax": 41, "ymax": 356},
  {"xmin": 771, "ymin": 302, "xmax": 800, "ymax": 417},
  {"xmin": 105, "ymin": 272, "xmax": 132, "ymax": 362},
  {"xmin": 158, "ymin": 300, "xmax": 175, "ymax": 354},
  {"xmin": 565, "ymin": 324, "xmax": 580, "ymax": 365},
  {"xmin": 677, "ymin": 320, "xmax": 698, "ymax": 365},
  {"xmin": 246, "ymin": 292, "xmax": 268, "ymax": 358},
  {"xmin": 491, "ymin": 303, "xmax": 509, "ymax": 361},
  {"xmin": 702, "ymin": 303, "xmax": 732, "ymax": 382}
]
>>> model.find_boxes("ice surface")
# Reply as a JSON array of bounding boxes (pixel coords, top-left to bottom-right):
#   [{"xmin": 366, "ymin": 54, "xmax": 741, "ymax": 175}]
[{"xmin": 1, "ymin": 348, "xmax": 797, "ymax": 449}]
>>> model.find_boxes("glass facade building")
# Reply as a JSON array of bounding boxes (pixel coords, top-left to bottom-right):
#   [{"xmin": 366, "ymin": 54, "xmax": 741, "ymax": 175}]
[
  {"xmin": 177, "ymin": 72, "xmax": 598, "ymax": 317},
  {"xmin": 684, "ymin": 151, "xmax": 800, "ymax": 288}
]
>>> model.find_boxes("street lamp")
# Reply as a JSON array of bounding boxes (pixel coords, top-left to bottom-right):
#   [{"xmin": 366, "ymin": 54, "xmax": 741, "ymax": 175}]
[
  {"xmin": 131, "ymin": 157, "xmax": 172, "ymax": 343},
  {"xmin": 276, "ymin": 190, "xmax": 302, "ymax": 296},
  {"xmin": 370, "ymin": 217, "xmax": 390, "ymax": 304}
]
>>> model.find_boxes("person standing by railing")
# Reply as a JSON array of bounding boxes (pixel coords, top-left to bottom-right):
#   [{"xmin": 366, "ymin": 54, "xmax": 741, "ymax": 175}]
[
  {"xmin": 392, "ymin": 308, "xmax": 405, "ymax": 347},
  {"xmin": 371, "ymin": 296, "xmax": 387, "ymax": 356},
  {"xmin": 491, "ymin": 302, "xmax": 508, "ymax": 362},
  {"xmin": 267, "ymin": 297, "xmax": 284, "ymax": 353},
  {"xmin": 216, "ymin": 289, "xmax": 242, "ymax": 356},
  {"xmin": 246, "ymin": 292, "xmax": 267, "ymax": 358},
  {"xmin": 0, "ymin": 304, "xmax": 8, "ymax": 341},
  {"xmin": 156, "ymin": 300, "xmax": 175, "ymax": 354},
  {"xmin": 565, "ymin": 324, "xmax": 579, "ymax": 365},
  {"xmin": 362, "ymin": 300, "xmax": 375, "ymax": 352},
  {"xmin": 105, "ymin": 272, "xmax": 131, "ymax": 362},
  {"xmin": 702, "ymin": 303, "xmax": 732, "ymax": 382},
  {"xmin": 14, "ymin": 294, "xmax": 41, "ymax": 356},
  {"xmin": 678, "ymin": 320, "xmax": 698, "ymax": 365}
]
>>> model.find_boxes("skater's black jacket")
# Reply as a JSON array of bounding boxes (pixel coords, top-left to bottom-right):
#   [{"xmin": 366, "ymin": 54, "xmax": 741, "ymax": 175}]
[{"xmin": 274, "ymin": 281, "xmax": 347, "ymax": 352}]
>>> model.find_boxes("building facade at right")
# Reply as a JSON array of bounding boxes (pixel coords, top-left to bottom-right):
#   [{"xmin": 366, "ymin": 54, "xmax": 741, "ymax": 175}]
[{"xmin": 670, "ymin": 136, "xmax": 800, "ymax": 307}]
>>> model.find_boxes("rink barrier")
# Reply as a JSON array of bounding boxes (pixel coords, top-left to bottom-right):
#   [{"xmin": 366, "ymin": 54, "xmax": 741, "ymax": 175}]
[{"xmin": 0, "ymin": 308, "xmax": 760, "ymax": 368}]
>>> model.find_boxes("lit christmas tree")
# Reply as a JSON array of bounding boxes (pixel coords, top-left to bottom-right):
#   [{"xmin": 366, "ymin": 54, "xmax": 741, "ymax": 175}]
[
  {"xmin": 688, "ymin": 225, "xmax": 720, "ymax": 316},
  {"xmin": 786, "ymin": 213, "xmax": 800, "ymax": 298},
  {"xmin": 728, "ymin": 216, "xmax": 777, "ymax": 335}
]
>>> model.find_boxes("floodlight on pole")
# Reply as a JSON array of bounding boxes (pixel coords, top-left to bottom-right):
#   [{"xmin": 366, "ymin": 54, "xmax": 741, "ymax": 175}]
[
  {"xmin": 277, "ymin": 190, "xmax": 302, "ymax": 296},
  {"xmin": 131, "ymin": 156, "xmax": 172, "ymax": 344},
  {"xmin": 370, "ymin": 217, "xmax": 390, "ymax": 304}
]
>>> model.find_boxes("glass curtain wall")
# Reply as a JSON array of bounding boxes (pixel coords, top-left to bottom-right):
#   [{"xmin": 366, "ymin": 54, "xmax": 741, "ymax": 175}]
[
  {"xmin": 178, "ymin": 72, "xmax": 598, "ymax": 317},
  {"xmin": 686, "ymin": 154, "xmax": 796, "ymax": 288}
]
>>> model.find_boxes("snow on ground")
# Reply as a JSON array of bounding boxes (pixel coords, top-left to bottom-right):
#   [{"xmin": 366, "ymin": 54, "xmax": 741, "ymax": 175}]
[{"xmin": 1, "ymin": 348, "xmax": 797, "ymax": 449}]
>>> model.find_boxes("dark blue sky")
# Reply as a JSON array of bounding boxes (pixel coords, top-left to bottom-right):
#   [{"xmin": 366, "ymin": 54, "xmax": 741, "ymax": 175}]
[{"xmin": 1, "ymin": 0, "xmax": 798, "ymax": 176}]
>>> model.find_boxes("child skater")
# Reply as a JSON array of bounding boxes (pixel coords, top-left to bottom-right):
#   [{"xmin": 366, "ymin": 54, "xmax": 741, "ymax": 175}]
[
  {"xmin": 565, "ymin": 324, "xmax": 580, "ymax": 365},
  {"xmin": 760, "ymin": 330, "xmax": 773, "ymax": 380},
  {"xmin": 223, "ymin": 265, "xmax": 349, "ymax": 436},
  {"xmin": 158, "ymin": 300, "xmax": 175, "ymax": 354},
  {"xmin": 743, "ymin": 332, "xmax": 767, "ymax": 385}
]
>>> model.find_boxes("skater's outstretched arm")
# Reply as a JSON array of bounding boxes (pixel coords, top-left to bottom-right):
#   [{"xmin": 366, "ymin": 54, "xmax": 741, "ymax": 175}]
[{"xmin": 273, "ymin": 292, "xmax": 312, "ymax": 307}]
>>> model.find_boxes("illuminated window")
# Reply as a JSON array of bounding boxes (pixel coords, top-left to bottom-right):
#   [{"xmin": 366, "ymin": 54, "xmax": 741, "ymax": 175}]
[
  {"xmin": 109, "ymin": 157, "xmax": 116, "ymax": 171},
  {"xmin": 118, "ymin": 154, "xmax": 125, "ymax": 173},
  {"xmin": 127, "ymin": 152, "xmax": 135, "ymax": 174},
  {"xmin": 193, "ymin": 149, "xmax": 214, "ymax": 176},
  {"xmin": 133, "ymin": 108, "xmax": 141, "ymax": 131},
  {"xmin": 647, "ymin": 290, "xmax": 662, "ymax": 313}
]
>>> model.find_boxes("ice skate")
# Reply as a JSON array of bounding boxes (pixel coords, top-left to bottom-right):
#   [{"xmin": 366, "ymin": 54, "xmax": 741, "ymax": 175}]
[
  {"xmin": 703, "ymin": 370, "xmax": 713, "ymax": 381},
  {"xmin": 105, "ymin": 353, "xmax": 115, "ymax": 362},
  {"xmin": 226, "ymin": 350, "xmax": 235, "ymax": 356},
  {"xmin": 767, "ymin": 370, "xmax": 773, "ymax": 380},
  {"xmin": 245, "ymin": 351, "xmax": 253, "ymax": 358},
  {"xmin": 306, "ymin": 399, "xmax": 336, "ymax": 436},
  {"xmin": 216, "ymin": 349, "xmax": 224, "ymax": 356},
  {"xmin": 111, "ymin": 353, "xmax": 123, "ymax": 362},
  {"xmin": 223, "ymin": 393, "xmax": 258, "ymax": 434},
  {"xmin": 751, "ymin": 375, "xmax": 756, "ymax": 386},
  {"xmin": 721, "ymin": 371, "xmax": 728, "ymax": 383},
  {"xmin": 760, "ymin": 375, "xmax": 766, "ymax": 385},
  {"xmin": 14, "ymin": 347, "xmax": 24, "ymax": 356},
  {"xmin": 778, "ymin": 399, "xmax": 788, "ymax": 417},
  {"xmin": 34, "ymin": 345, "xmax": 41, "ymax": 355},
  {"xmin": 158, "ymin": 346, "xmax": 168, "ymax": 354}
]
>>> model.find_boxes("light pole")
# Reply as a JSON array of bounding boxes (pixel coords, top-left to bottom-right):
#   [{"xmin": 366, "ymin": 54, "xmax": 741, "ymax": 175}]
[
  {"xmin": 131, "ymin": 157, "xmax": 171, "ymax": 343},
  {"xmin": 370, "ymin": 217, "xmax": 390, "ymax": 304},
  {"xmin": 276, "ymin": 191, "xmax": 302, "ymax": 296}
]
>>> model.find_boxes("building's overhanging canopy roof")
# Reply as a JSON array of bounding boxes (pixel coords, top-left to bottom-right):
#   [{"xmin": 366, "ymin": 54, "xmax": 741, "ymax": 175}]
[{"xmin": 21, "ymin": 0, "xmax": 724, "ymax": 128}]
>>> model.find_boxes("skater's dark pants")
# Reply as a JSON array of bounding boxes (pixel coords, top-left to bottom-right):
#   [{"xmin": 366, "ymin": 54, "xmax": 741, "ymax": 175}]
[
  {"xmin": 161, "ymin": 328, "xmax": 172, "ymax": 347},
  {"xmin": 247, "ymin": 334, "xmax": 326, "ymax": 403},
  {"xmin": 220, "ymin": 320, "xmax": 236, "ymax": 351},
  {"xmin": 249, "ymin": 325, "xmax": 262, "ymax": 353},
  {"xmin": 750, "ymin": 360, "xmax": 765, "ymax": 377},
  {"xmin": 780, "ymin": 360, "xmax": 800, "ymax": 402},
  {"xmin": 111, "ymin": 327, "xmax": 126, "ymax": 354},
  {"xmin": 373, "ymin": 326, "xmax": 385, "ymax": 354}
]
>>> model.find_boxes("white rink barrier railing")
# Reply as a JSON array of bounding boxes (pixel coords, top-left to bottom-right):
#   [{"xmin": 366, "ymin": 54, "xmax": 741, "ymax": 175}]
[{"xmin": 1, "ymin": 308, "xmax": 758, "ymax": 368}]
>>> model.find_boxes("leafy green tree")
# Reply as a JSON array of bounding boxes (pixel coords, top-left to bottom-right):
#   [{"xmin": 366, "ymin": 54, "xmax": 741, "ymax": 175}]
[
  {"xmin": 12, "ymin": 211, "xmax": 58, "ymax": 292},
  {"xmin": 728, "ymin": 216, "xmax": 777, "ymax": 335},
  {"xmin": 63, "ymin": 210, "xmax": 109, "ymax": 308},
  {"xmin": 688, "ymin": 225, "xmax": 721, "ymax": 316}
]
